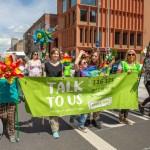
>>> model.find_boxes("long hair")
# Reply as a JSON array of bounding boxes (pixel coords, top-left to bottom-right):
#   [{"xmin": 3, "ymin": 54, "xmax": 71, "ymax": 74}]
[
  {"xmin": 88, "ymin": 50, "xmax": 103, "ymax": 68},
  {"xmin": 125, "ymin": 49, "xmax": 137, "ymax": 63}
]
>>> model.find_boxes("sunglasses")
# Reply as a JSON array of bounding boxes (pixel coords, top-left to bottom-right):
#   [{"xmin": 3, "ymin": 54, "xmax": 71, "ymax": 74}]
[
  {"xmin": 128, "ymin": 53, "xmax": 135, "ymax": 56},
  {"xmin": 82, "ymin": 61, "xmax": 88, "ymax": 64},
  {"xmin": 34, "ymin": 53, "xmax": 38, "ymax": 56}
]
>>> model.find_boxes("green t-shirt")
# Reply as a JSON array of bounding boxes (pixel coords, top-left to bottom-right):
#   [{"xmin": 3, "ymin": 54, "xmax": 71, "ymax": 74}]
[{"xmin": 121, "ymin": 61, "xmax": 140, "ymax": 73}]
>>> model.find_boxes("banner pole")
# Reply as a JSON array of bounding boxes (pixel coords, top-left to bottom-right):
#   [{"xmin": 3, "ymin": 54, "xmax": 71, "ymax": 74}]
[{"xmin": 16, "ymin": 101, "xmax": 20, "ymax": 142}]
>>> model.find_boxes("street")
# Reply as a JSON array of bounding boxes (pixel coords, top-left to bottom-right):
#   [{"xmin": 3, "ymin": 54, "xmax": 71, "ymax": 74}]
[{"xmin": 0, "ymin": 78, "xmax": 150, "ymax": 150}]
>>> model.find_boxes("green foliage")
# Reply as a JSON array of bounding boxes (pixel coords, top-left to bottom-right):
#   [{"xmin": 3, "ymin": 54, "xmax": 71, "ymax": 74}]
[{"xmin": 110, "ymin": 48, "xmax": 118, "ymax": 58}]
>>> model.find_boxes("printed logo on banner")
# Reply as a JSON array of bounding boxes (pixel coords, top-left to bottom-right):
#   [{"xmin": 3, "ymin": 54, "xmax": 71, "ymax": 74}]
[{"xmin": 88, "ymin": 97, "xmax": 112, "ymax": 110}]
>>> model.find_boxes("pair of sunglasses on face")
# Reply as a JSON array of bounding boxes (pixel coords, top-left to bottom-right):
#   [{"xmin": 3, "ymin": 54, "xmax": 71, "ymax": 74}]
[{"xmin": 128, "ymin": 53, "xmax": 135, "ymax": 56}]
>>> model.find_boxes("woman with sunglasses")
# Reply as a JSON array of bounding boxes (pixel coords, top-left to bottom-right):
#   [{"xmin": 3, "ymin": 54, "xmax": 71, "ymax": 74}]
[
  {"xmin": 70, "ymin": 50, "xmax": 88, "ymax": 133},
  {"xmin": 117, "ymin": 49, "xmax": 140, "ymax": 125},
  {"xmin": 28, "ymin": 51, "xmax": 42, "ymax": 77},
  {"xmin": 44, "ymin": 48, "xmax": 62, "ymax": 139}
]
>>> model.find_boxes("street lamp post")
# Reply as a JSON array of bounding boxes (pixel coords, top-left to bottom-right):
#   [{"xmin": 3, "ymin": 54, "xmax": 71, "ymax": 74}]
[
  {"xmin": 107, "ymin": 0, "xmax": 110, "ymax": 48},
  {"xmin": 97, "ymin": 0, "xmax": 101, "ymax": 52}
]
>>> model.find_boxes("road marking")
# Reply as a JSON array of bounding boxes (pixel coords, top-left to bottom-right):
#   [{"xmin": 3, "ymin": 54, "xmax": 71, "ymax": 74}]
[
  {"xmin": 104, "ymin": 110, "xmax": 135, "ymax": 124},
  {"xmin": 129, "ymin": 111, "xmax": 149, "ymax": 120},
  {"xmin": 62, "ymin": 116, "xmax": 117, "ymax": 150}
]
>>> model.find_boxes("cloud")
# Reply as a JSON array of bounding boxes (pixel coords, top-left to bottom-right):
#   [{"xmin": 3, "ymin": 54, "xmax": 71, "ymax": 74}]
[{"xmin": 0, "ymin": 0, "xmax": 57, "ymax": 53}]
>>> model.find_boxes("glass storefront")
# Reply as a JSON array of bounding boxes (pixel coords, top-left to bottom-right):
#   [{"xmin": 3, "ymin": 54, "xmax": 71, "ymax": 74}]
[{"xmin": 80, "ymin": 0, "xmax": 96, "ymax": 6}]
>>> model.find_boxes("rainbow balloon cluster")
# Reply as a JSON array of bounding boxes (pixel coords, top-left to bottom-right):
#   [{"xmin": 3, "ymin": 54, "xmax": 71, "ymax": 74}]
[
  {"xmin": 33, "ymin": 25, "xmax": 59, "ymax": 51},
  {"xmin": 0, "ymin": 55, "xmax": 23, "ymax": 84}
]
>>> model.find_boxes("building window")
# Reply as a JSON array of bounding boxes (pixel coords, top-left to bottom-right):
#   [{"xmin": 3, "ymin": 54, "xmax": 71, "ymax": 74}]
[
  {"xmin": 90, "ymin": 10, "xmax": 96, "ymax": 22},
  {"xmin": 80, "ymin": 9, "xmax": 87, "ymax": 21},
  {"xmin": 81, "ymin": 0, "xmax": 96, "ymax": 6},
  {"xmin": 68, "ymin": 13, "xmax": 70, "ymax": 26},
  {"xmin": 63, "ymin": 0, "xmax": 67, "ymax": 13},
  {"xmin": 71, "ymin": 0, "xmax": 76, "ymax": 7},
  {"xmin": 85, "ymin": 29, "xmax": 87, "ymax": 43},
  {"xmin": 123, "ymin": 33, "xmax": 127, "ymax": 45},
  {"xmin": 80, "ymin": 29, "xmax": 83, "ymax": 43},
  {"xmin": 115, "ymin": 32, "xmax": 120, "ymax": 45},
  {"xmin": 137, "ymin": 34, "xmax": 141, "ymax": 46},
  {"xmin": 130, "ymin": 33, "xmax": 134, "ymax": 45},
  {"xmin": 73, "ymin": 11, "xmax": 76, "ymax": 24},
  {"xmin": 90, "ymin": 29, "xmax": 92, "ymax": 43}
]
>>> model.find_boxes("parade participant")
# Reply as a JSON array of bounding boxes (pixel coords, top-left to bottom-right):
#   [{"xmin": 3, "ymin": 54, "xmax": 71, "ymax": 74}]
[
  {"xmin": 44, "ymin": 48, "xmax": 63, "ymax": 139},
  {"xmin": 0, "ymin": 55, "xmax": 23, "ymax": 143},
  {"xmin": 19, "ymin": 58, "xmax": 28, "ymax": 76},
  {"xmin": 117, "ymin": 50, "xmax": 140, "ymax": 125},
  {"xmin": 69, "ymin": 50, "xmax": 88, "ymax": 133},
  {"xmin": 139, "ymin": 49, "xmax": 150, "ymax": 114},
  {"xmin": 28, "ymin": 51, "xmax": 42, "ymax": 77},
  {"xmin": 85, "ymin": 50, "xmax": 103, "ymax": 129}
]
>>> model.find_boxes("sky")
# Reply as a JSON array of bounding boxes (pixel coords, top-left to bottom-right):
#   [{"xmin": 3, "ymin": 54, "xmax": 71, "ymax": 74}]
[{"xmin": 0, "ymin": 0, "xmax": 57, "ymax": 54}]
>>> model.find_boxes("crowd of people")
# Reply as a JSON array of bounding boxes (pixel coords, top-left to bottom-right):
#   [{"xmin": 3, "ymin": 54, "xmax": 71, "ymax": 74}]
[{"xmin": 0, "ymin": 48, "xmax": 149, "ymax": 143}]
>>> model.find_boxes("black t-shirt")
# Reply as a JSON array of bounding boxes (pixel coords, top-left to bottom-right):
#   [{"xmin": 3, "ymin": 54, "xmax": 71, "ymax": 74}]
[{"xmin": 45, "ymin": 62, "xmax": 62, "ymax": 77}]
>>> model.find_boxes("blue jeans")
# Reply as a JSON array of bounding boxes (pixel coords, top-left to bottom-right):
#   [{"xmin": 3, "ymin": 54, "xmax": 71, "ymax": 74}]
[{"xmin": 70, "ymin": 114, "xmax": 87, "ymax": 127}]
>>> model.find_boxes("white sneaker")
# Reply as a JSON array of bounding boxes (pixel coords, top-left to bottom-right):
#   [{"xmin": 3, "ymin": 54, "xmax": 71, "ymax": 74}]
[{"xmin": 9, "ymin": 135, "xmax": 16, "ymax": 143}]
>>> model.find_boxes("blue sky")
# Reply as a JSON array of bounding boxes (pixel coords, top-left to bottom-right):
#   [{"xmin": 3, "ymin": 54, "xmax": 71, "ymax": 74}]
[{"xmin": 0, "ymin": 0, "xmax": 57, "ymax": 53}]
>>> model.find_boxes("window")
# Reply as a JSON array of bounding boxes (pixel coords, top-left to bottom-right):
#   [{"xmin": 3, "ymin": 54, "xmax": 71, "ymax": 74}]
[
  {"xmin": 85, "ymin": 29, "xmax": 87, "ymax": 43},
  {"xmin": 63, "ymin": 0, "xmax": 67, "ymax": 13},
  {"xmin": 130, "ymin": 33, "xmax": 134, "ymax": 45},
  {"xmin": 81, "ymin": 0, "xmax": 96, "ymax": 6},
  {"xmin": 71, "ymin": 0, "xmax": 76, "ymax": 7},
  {"xmin": 90, "ymin": 10, "xmax": 96, "ymax": 22},
  {"xmin": 137, "ymin": 34, "xmax": 141, "ymax": 46},
  {"xmin": 115, "ymin": 32, "xmax": 120, "ymax": 45},
  {"xmin": 123, "ymin": 33, "xmax": 127, "ymax": 45},
  {"xmin": 80, "ymin": 9, "xmax": 87, "ymax": 21},
  {"xmin": 90, "ymin": 29, "xmax": 92, "ymax": 43},
  {"xmin": 68, "ymin": 0, "xmax": 76, "ymax": 8},
  {"xmin": 80, "ymin": 29, "xmax": 83, "ymax": 43},
  {"xmin": 73, "ymin": 11, "xmax": 76, "ymax": 24}
]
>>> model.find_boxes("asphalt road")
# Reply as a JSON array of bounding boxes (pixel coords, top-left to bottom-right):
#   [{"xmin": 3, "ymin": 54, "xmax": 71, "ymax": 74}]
[{"xmin": 0, "ymin": 78, "xmax": 150, "ymax": 150}]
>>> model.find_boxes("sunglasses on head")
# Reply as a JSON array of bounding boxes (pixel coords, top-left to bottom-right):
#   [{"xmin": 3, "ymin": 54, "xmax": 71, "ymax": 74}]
[{"xmin": 128, "ymin": 53, "xmax": 135, "ymax": 56}]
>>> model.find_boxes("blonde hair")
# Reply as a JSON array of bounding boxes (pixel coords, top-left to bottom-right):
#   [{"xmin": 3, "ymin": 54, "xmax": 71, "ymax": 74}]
[{"xmin": 125, "ymin": 49, "xmax": 137, "ymax": 63}]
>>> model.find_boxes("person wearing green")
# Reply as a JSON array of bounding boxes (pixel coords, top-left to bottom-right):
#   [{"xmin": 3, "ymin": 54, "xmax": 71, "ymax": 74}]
[{"xmin": 117, "ymin": 50, "xmax": 140, "ymax": 125}]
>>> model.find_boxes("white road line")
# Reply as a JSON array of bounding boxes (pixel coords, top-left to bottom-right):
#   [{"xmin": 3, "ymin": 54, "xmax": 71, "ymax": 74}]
[
  {"xmin": 103, "ymin": 110, "xmax": 135, "ymax": 124},
  {"xmin": 62, "ymin": 116, "xmax": 117, "ymax": 150},
  {"xmin": 129, "ymin": 111, "xmax": 149, "ymax": 120}
]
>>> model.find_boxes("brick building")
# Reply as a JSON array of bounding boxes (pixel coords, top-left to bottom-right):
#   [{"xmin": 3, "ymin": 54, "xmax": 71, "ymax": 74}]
[
  {"xmin": 55, "ymin": 0, "xmax": 144, "ymax": 62},
  {"xmin": 23, "ymin": 13, "xmax": 57, "ymax": 55}
]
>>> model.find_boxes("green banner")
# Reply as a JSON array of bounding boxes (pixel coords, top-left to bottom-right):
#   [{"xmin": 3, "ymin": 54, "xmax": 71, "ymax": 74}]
[{"xmin": 19, "ymin": 73, "xmax": 138, "ymax": 117}]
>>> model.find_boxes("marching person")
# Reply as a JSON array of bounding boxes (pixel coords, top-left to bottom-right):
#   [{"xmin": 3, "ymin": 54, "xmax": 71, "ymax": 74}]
[
  {"xmin": 139, "ymin": 49, "xmax": 150, "ymax": 114},
  {"xmin": 44, "ymin": 48, "xmax": 63, "ymax": 139},
  {"xmin": 70, "ymin": 50, "xmax": 88, "ymax": 133},
  {"xmin": 117, "ymin": 50, "xmax": 140, "ymax": 125}
]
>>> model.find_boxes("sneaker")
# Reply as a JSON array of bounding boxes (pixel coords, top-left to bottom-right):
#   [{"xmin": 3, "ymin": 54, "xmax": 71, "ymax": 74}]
[
  {"xmin": 123, "ymin": 118, "xmax": 133, "ymax": 126},
  {"xmin": 53, "ymin": 132, "xmax": 59, "ymax": 139},
  {"xmin": 139, "ymin": 104, "xmax": 144, "ymax": 114},
  {"xmin": 78, "ymin": 126, "xmax": 87, "ymax": 133},
  {"xmin": 9, "ymin": 135, "xmax": 16, "ymax": 143},
  {"xmin": 84, "ymin": 119, "xmax": 91, "ymax": 127},
  {"xmin": 118, "ymin": 113, "xmax": 124, "ymax": 123},
  {"xmin": 91, "ymin": 119, "xmax": 102, "ymax": 129},
  {"xmin": 69, "ymin": 118, "xmax": 74, "ymax": 124}
]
